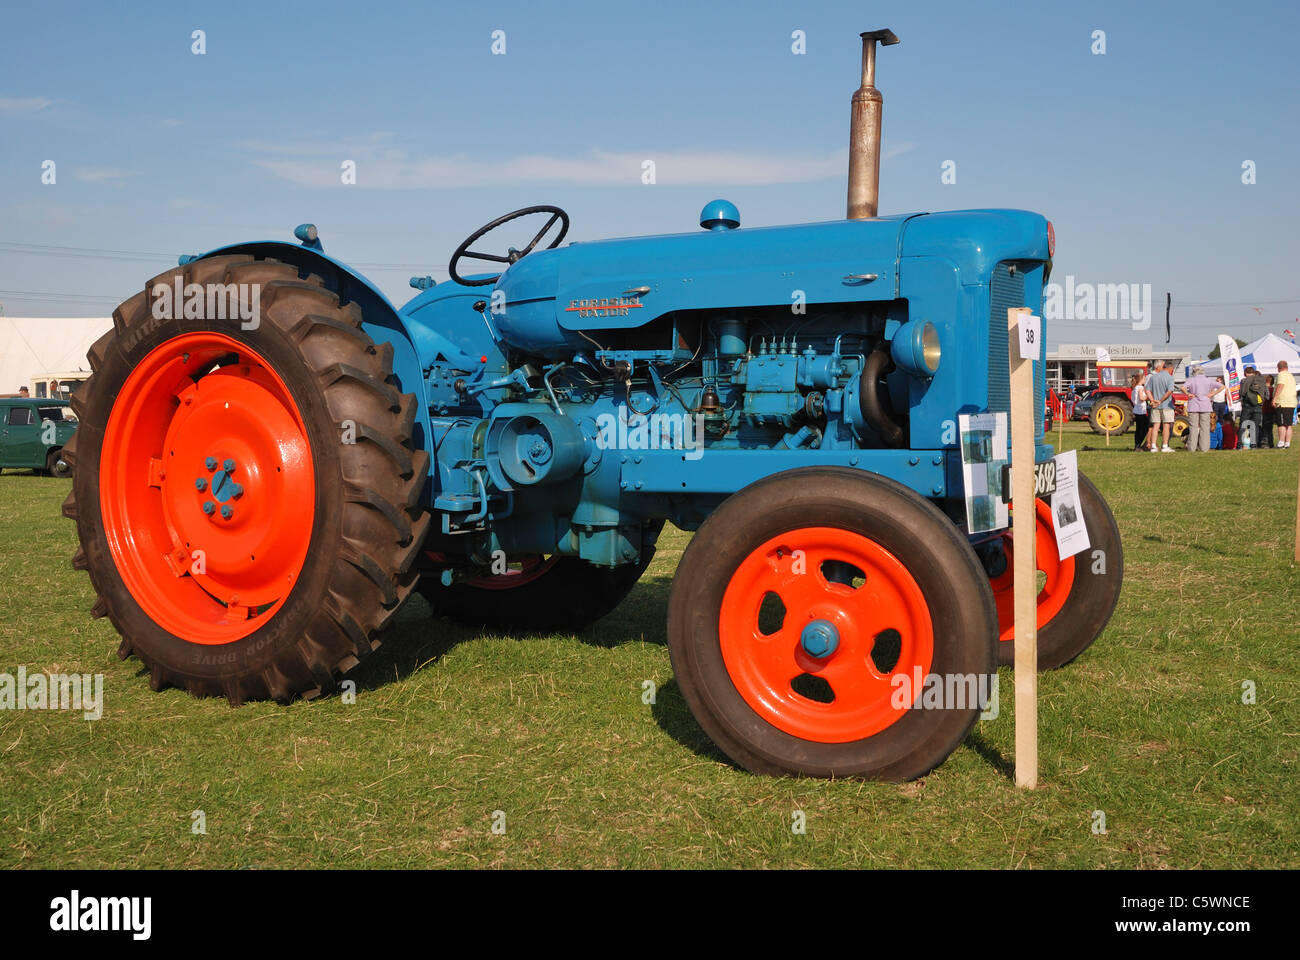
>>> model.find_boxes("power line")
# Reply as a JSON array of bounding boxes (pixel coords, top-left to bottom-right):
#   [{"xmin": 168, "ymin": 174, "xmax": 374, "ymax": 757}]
[{"xmin": 0, "ymin": 241, "xmax": 446, "ymax": 272}]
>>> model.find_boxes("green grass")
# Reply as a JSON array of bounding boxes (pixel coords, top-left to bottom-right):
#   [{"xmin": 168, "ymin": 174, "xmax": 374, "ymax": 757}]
[{"xmin": 2, "ymin": 423, "xmax": 1297, "ymax": 869}]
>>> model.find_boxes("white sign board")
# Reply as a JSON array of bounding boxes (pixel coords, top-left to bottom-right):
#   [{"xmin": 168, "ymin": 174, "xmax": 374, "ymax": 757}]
[
  {"xmin": 1049, "ymin": 450, "xmax": 1090, "ymax": 559},
  {"xmin": 1017, "ymin": 314, "xmax": 1042, "ymax": 360}
]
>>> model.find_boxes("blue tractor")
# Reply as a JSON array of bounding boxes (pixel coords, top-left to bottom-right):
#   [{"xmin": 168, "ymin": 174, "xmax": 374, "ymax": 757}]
[{"xmin": 65, "ymin": 30, "xmax": 1121, "ymax": 780}]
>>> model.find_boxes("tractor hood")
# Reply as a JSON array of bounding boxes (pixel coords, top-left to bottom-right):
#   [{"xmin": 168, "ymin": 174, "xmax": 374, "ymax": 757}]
[
  {"xmin": 492, "ymin": 215, "xmax": 913, "ymax": 357},
  {"xmin": 491, "ymin": 209, "xmax": 1050, "ymax": 358}
]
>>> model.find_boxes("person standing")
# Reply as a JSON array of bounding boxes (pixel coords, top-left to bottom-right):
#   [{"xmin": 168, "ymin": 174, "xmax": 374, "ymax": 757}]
[
  {"xmin": 1130, "ymin": 371, "xmax": 1151, "ymax": 451},
  {"xmin": 1261, "ymin": 376, "xmax": 1276, "ymax": 448},
  {"xmin": 1239, "ymin": 365, "xmax": 1268, "ymax": 449},
  {"xmin": 1275, "ymin": 360, "xmax": 1297, "ymax": 448},
  {"xmin": 1145, "ymin": 360, "xmax": 1177, "ymax": 452},
  {"xmin": 1181, "ymin": 365, "xmax": 1226, "ymax": 452}
]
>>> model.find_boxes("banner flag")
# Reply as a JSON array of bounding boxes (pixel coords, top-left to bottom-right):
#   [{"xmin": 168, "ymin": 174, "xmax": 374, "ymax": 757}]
[{"xmin": 1218, "ymin": 334, "xmax": 1243, "ymax": 413}]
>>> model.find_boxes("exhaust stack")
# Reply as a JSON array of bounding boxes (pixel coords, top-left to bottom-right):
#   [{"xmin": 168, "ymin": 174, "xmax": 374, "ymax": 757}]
[{"xmin": 847, "ymin": 28, "xmax": 899, "ymax": 220}]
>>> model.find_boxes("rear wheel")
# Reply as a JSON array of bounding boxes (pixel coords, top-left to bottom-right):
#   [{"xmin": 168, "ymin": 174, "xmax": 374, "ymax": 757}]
[
  {"xmin": 667, "ymin": 467, "xmax": 997, "ymax": 780},
  {"xmin": 1089, "ymin": 397, "xmax": 1132, "ymax": 435},
  {"xmin": 991, "ymin": 473, "xmax": 1122, "ymax": 670},
  {"xmin": 64, "ymin": 255, "xmax": 429, "ymax": 703},
  {"xmin": 1172, "ymin": 414, "xmax": 1190, "ymax": 443},
  {"xmin": 418, "ymin": 533, "xmax": 659, "ymax": 633}
]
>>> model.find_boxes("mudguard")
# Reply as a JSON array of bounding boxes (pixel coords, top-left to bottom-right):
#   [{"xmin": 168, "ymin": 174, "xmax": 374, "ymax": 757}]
[{"xmin": 195, "ymin": 240, "xmax": 443, "ymax": 500}]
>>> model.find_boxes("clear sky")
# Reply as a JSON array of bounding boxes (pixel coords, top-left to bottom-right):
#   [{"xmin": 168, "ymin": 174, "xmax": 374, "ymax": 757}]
[{"xmin": 2, "ymin": 0, "xmax": 1296, "ymax": 356}]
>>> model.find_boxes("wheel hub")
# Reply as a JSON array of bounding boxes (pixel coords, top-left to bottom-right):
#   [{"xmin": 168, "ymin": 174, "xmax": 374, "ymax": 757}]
[{"xmin": 799, "ymin": 619, "xmax": 840, "ymax": 658}]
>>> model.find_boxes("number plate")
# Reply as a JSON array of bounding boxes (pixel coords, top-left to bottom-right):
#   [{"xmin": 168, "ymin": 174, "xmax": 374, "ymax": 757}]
[
  {"xmin": 1033, "ymin": 459, "xmax": 1057, "ymax": 498},
  {"xmin": 999, "ymin": 460, "xmax": 1057, "ymax": 502}
]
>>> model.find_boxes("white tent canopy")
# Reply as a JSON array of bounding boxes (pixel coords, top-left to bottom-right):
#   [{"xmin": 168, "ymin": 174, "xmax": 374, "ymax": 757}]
[
  {"xmin": 0, "ymin": 317, "xmax": 112, "ymax": 395},
  {"xmin": 1197, "ymin": 333, "xmax": 1300, "ymax": 377}
]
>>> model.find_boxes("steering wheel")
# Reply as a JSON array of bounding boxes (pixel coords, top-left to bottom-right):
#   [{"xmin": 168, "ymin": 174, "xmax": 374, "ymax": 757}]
[{"xmin": 448, "ymin": 205, "xmax": 570, "ymax": 286}]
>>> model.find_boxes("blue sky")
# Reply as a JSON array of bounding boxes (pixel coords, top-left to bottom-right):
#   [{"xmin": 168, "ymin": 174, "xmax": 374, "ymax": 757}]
[{"xmin": 1, "ymin": 0, "xmax": 1296, "ymax": 354}]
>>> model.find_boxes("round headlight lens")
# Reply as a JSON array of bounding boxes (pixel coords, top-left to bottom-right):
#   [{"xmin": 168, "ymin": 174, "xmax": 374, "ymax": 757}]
[{"xmin": 920, "ymin": 322, "xmax": 941, "ymax": 374}]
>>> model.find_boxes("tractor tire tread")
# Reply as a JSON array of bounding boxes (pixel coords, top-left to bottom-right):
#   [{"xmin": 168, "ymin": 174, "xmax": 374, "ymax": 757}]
[{"xmin": 65, "ymin": 255, "xmax": 429, "ymax": 705}]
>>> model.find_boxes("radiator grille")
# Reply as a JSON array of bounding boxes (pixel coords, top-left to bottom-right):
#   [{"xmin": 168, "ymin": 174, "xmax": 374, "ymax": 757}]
[{"xmin": 988, "ymin": 263, "xmax": 1045, "ymax": 445}]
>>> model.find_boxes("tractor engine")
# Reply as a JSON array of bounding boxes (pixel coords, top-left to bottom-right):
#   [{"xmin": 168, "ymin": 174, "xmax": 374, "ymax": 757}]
[{"xmin": 411, "ymin": 202, "xmax": 1051, "ymax": 578}]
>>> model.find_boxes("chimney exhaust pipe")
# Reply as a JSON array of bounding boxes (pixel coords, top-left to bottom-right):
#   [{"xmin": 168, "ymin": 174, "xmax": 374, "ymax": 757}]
[{"xmin": 847, "ymin": 28, "xmax": 899, "ymax": 220}]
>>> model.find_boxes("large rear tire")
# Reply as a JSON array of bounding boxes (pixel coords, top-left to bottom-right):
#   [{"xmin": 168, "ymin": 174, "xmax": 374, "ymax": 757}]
[
  {"xmin": 992, "ymin": 473, "xmax": 1122, "ymax": 670},
  {"xmin": 64, "ymin": 255, "xmax": 429, "ymax": 703},
  {"xmin": 667, "ymin": 467, "xmax": 997, "ymax": 781},
  {"xmin": 419, "ymin": 534, "xmax": 659, "ymax": 634},
  {"xmin": 1089, "ymin": 397, "xmax": 1132, "ymax": 435}
]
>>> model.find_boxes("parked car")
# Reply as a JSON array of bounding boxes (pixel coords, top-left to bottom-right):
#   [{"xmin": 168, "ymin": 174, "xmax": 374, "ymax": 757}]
[{"xmin": 0, "ymin": 397, "xmax": 77, "ymax": 476}]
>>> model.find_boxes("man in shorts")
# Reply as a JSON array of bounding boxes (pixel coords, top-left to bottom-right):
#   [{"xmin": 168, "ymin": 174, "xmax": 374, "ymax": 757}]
[
  {"xmin": 1144, "ymin": 360, "xmax": 1177, "ymax": 452},
  {"xmin": 1275, "ymin": 360, "xmax": 1297, "ymax": 448}
]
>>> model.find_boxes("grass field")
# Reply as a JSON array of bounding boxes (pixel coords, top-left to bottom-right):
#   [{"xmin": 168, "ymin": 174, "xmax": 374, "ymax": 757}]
[{"xmin": 2, "ymin": 422, "xmax": 1297, "ymax": 869}]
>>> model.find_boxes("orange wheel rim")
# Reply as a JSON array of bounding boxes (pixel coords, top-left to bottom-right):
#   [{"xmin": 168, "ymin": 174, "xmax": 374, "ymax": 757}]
[
  {"xmin": 465, "ymin": 554, "xmax": 559, "ymax": 590},
  {"xmin": 99, "ymin": 332, "xmax": 315, "ymax": 644},
  {"xmin": 991, "ymin": 498, "xmax": 1076, "ymax": 643},
  {"xmin": 719, "ymin": 527, "xmax": 934, "ymax": 743}
]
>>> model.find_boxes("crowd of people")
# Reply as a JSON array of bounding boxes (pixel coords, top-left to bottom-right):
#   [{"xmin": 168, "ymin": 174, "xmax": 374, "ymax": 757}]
[{"xmin": 1127, "ymin": 359, "xmax": 1296, "ymax": 451}]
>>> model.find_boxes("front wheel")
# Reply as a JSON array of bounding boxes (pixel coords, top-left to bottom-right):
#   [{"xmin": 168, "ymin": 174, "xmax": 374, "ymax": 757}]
[
  {"xmin": 667, "ymin": 467, "xmax": 997, "ymax": 781},
  {"xmin": 991, "ymin": 473, "xmax": 1123, "ymax": 670},
  {"xmin": 46, "ymin": 447, "xmax": 71, "ymax": 478}
]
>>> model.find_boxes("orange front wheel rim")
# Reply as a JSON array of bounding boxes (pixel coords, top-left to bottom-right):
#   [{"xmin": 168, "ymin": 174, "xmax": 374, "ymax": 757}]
[
  {"xmin": 719, "ymin": 527, "xmax": 934, "ymax": 743},
  {"xmin": 991, "ymin": 498, "xmax": 1076, "ymax": 642},
  {"xmin": 99, "ymin": 332, "xmax": 315, "ymax": 644}
]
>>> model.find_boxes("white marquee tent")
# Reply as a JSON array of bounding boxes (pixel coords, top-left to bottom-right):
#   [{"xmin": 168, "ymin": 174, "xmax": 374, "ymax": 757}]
[
  {"xmin": 1197, "ymin": 332, "xmax": 1300, "ymax": 377},
  {"xmin": 0, "ymin": 316, "xmax": 112, "ymax": 395}
]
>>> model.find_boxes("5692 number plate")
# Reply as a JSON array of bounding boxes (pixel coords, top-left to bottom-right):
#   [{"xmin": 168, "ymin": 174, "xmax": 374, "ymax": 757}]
[{"xmin": 1000, "ymin": 459, "xmax": 1057, "ymax": 502}]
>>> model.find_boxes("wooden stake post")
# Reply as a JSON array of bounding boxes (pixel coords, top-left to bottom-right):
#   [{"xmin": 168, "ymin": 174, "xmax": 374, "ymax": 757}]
[
  {"xmin": 1008, "ymin": 307, "xmax": 1038, "ymax": 788},
  {"xmin": 1294, "ymin": 456, "xmax": 1300, "ymax": 562}
]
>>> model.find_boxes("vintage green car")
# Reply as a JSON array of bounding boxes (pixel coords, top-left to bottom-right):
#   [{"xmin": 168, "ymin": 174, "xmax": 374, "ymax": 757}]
[{"xmin": 0, "ymin": 397, "xmax": 77, "ymax": 477}]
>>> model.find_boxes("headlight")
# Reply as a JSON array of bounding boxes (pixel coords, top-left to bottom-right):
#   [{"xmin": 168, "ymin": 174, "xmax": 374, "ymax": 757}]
[{"xmin": 891, "ymin": 319, "xmax": 941, "ymax": 377}]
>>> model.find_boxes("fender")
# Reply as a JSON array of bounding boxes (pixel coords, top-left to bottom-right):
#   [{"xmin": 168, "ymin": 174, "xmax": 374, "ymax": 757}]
[{"xmin": 195, "ymin": 240, "xmax": 441, "ymax": 501}]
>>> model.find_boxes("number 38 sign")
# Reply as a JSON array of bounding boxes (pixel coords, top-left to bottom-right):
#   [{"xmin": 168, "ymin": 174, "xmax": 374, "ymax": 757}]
[{"xmin": 1017, "ymin": 314, "xmax": 1042, "ymax": 360}]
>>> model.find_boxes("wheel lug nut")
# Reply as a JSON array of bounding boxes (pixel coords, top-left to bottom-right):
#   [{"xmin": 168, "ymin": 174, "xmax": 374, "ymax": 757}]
[
  {"xmin": 205, "ymin": 457, "xmax": 217, "ymax": 471},
  {"xmin": 230, "ymin": 482, "xmax": 244, "ymax": 499},
  {"xmin": 202, "ymin": 501, "xmax": 216, "ymax": 515},
  {"xmin": 223, "ymin": 458, "xmax": 236, "ymax": 472},
  {"xmin": 220, "ymin": 505, "xmax": 234, "ymax": 519},
  {"xmin": 195, "ymin": 478, "xmax": 207, "ymax": 491}
]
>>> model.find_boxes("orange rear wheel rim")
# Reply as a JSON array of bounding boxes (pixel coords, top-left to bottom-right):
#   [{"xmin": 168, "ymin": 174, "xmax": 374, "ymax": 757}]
[
  {"xmin": 991, "ymin": 498, "xmax": 1076, "ymax": 642},
  {"xmin": 719, "ymin": 527, "xmax": 934, "ymax": 743},
  {"xmin": 99, "ymin": 332, "xmax": 315, "ymax": 644}
]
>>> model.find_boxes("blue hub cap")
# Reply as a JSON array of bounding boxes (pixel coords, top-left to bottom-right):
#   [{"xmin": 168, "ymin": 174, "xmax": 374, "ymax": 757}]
[
  {"xmin": 209, "ymin": 469, "xmax": 243, "ymax": 504},
  {"xmin": 800, "ymin": 619, "xmax": 840, "ymax": 659}
]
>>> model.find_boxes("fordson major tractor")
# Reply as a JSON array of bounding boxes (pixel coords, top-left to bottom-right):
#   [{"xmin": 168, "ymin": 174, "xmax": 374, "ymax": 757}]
[{"xmin": 64, "ymin": 30, "xmax": 1122, "ymax": 781}]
